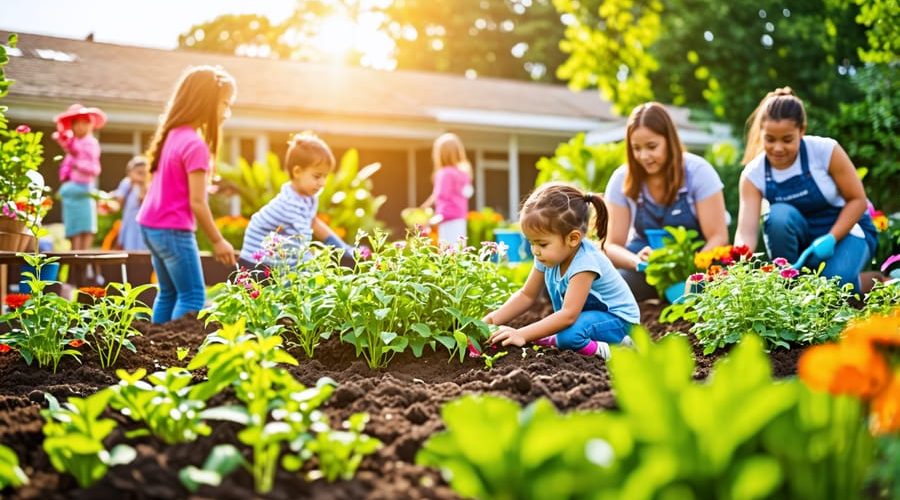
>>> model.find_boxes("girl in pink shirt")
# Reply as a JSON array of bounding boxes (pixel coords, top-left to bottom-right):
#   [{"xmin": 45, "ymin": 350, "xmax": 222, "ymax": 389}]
[
  {"xmin": 137, "ymin": 66, "xmax": 237, "ymax": 323},
  {"xmin": 421, "ymin": 133, "xmax": 473, "ymax": 245},
  {"xmin": 53, "ymin": 104, "xmax": 106, "ymax": 250}
]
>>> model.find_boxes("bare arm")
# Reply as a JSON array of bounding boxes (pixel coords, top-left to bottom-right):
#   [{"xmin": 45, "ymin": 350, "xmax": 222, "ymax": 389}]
[
  {"xmin": 312, "ymin": 216, "xmax": 341, "ymax": 242},
  {"xmin": 489, "ymin": 271, "xmax": 596, "ymax": 346},
  {"xmin": 189, "ymin": 170, "xmax": 236, "ymax": 266},
  {"xmin": 695, "ymin": 191, "xmax": 730, "ymax": 251},
  {"xmin": 826, "ymin": 144, "xmax": 868, "ymax": 240},
  {"xmin": 604, "ymin": 200, "xmax": 648, "ymax": 269},
  {"xmin": 733, "ymin": 173, "xmax": 763, "ymax": 252},
  {"xmin": 483, "ymin": 266, "xmax": 545, "ymax": 325}
]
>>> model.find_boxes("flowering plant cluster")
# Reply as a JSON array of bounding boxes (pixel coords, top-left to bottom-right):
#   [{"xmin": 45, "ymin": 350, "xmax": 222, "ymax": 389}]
[
  {"xmin": 467, "ymin": 207, "xmax": 505, "ymax": 246},
  {"xmin": 799, "ymin": 312, "xmax": 899, "ymax": 435},
  {"xmin": 868, "ymin": 202, "xmax": 900, "ymax": 273},
  {"xmin": 691, "ymin": 243, "xmax": 752, "ymax": 281},
  {"xmin": 663, "ymin": 258, "xmax": 859, "ymax": 353}
]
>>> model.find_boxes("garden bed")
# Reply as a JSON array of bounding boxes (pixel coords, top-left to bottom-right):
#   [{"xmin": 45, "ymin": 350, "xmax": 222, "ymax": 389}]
[{"xmin": 0, "ymin": 299, "xmax": 804, "ymax": 499}]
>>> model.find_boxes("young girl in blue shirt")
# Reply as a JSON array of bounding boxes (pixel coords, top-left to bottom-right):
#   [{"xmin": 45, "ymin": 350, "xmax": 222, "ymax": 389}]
[{"xmin": 485, "ymin": 182, "xmax": 640, "ymax": 360}]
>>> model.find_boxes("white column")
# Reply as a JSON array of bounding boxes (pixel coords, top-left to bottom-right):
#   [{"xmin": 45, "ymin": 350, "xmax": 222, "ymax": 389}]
[
  {"xmin": 507, "ymin": 135, "xmax": 520, "ymax": 220},
  {"xmin": 475, "ymin": 148, "xmax": 485, "ymax": 211},
  {"xmin": 229, "ymin": 136, "xmax": 240, "ymax": 165},
  {"xmin": 132, "ymin": 130, "xmax": 142, "ymax": 156},
  {"xmin": 254, "ymin": 134, "xmax": 269, "ymax": 164},
  {"xmin": 407, "ymin": 148, "xmax": 417, "ymax": 207}
]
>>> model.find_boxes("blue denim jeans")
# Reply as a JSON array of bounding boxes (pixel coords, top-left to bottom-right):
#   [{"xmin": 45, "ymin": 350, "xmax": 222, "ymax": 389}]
[
  {"xmin": 763, "ymin": 203, "xmax": 871, "ymax": 292},
  {"xmin": 556, "ymin": 310, "xmax": 634, "ymax": 351},
  {"xmin": 141, "ymin": 227, "xmax": 206, "ymax": 323}
]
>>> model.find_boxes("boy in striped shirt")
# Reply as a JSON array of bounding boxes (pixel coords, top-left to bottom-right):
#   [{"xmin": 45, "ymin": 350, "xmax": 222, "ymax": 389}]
[{"xmin": 239, "ymin": 132, "xmax": 352, "ymax": 267}]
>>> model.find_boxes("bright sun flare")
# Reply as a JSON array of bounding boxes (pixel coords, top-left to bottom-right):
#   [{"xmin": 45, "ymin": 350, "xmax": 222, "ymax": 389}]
[{"xmin": 310, "ymin": 14, "xmax": 397, "ymax": 70}]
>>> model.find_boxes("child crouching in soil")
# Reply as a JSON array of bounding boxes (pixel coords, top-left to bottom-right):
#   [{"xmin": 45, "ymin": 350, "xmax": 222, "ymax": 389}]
[{"xmin": 484, "ymin": 183, "xmax": 640, "ymax": 360}]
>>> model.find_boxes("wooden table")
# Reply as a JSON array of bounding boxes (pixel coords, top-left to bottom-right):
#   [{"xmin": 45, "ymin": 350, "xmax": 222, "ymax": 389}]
[{"xmin": 0, "ymin": 251, "xmax": 130, "ymax": 307}]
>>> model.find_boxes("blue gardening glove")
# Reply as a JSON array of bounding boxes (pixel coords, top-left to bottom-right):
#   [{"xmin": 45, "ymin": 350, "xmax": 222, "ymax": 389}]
[
  {"xmin": 636, "ymin": 261, "xmax": 648, "ymax": 272},
  {"xmin": 808, "ymin": 233, "xmax": 836, "ymax": 260}
]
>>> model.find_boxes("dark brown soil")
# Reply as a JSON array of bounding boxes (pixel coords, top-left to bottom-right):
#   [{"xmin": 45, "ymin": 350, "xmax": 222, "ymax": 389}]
[{"xmin": 0, "ymin": 299, "xmax": 804, "ymax": 499}]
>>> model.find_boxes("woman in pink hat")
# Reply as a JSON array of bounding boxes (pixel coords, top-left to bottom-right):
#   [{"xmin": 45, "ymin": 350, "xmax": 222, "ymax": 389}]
[{"xmin": 53, "ymin": 103, "xmax": 106, "ymax": 250}]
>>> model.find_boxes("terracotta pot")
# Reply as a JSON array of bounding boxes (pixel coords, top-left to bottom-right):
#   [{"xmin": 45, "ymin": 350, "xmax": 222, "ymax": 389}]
[
  {"xmin": 0, "ymin": 218, "xmax": 27, "ymax": 235},
  {"xmin": 18, "ymin": 233, "xmax": 36, "ymax": 253},
  {"xmin": 0, "ymin": 230, "xmax": 28, "ymax": 252}
]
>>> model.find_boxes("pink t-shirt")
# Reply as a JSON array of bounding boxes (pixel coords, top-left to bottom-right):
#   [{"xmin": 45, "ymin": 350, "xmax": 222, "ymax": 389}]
[
  {"xmin": 434, "ymin": 165, "xmax": 472, "ymax": 222},
  {"xmin": 137, "ymin": 126, "xmax": 211, "ymax": 231},
  {"xmin": 58, "ymin": 135, "xmax": 101, "ymax": 184}
]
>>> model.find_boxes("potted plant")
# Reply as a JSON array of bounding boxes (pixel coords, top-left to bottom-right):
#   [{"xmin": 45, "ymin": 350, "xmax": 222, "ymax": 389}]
[
  {"xmin": 0, "ymin": 34, "xmax": 50, "ymax": 252},
  {"xmin": 644, "ymin": 226, "xmax": 703, "ymax": 303}
]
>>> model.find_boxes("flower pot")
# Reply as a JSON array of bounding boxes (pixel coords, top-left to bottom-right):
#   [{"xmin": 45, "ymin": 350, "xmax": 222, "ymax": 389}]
[
  {"xmin": 19, "ymin": 262, "xmax": 60, "ymax": 294},
  {"xmin": 0, "ymin": 218, "xmax": 27, "ymax": 234},
  {"xmin": 664, "ymin": 280, "xmax": 687, "ymax": 304},
  {"xmin": 0, "ymin": 230, "xmax": 28, "ymax": 252},
  {"xmin": 494, "ymin": 229, "xmax": 527, "ymax": 263},
  {"xmin": 645, "ymin": 228, "xmax": 668, "ymax": 249}
]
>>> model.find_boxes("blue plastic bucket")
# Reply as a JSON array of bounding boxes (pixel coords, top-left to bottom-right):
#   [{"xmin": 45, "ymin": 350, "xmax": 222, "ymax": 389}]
[
  {"xmin": 645, "ymin": 228, "xmax": 669, "ymax": 249},
  {"xmin": 494, "ymin": 229, "xmax": 526, "ymax": 263},
  {"xmin": 19, "ymin": 262, "xmax": 60, "ymax": 294}
]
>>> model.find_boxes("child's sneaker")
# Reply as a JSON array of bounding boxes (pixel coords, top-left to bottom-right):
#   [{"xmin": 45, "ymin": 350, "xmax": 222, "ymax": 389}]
[
  {"xmin": 534, "ymin": 334, "xmax": 557, "ymax": 347},
  {"xmin": 577, "ymin": 340, "xmax": 611, "ymax": 360}
]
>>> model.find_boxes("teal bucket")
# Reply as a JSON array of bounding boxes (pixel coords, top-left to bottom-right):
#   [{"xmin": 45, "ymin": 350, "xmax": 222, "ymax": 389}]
[
  {"xmin": 664, "ymin": 281, "xmax": 686, "ymax": 304},
  {"xmin": 645, "ymin": 228, "xmax": 669, "ymax": 249},
  {"xmin": 19, "ymin": 262, "xmax": 60, "ymax": 294},
  {"xmin": 494, "ymin": 229, "xmax": 530, "ymax": 263}
]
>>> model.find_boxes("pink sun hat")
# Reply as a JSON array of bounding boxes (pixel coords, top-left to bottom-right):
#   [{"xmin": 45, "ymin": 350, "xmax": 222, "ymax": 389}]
[{"xmin": 54, "ymin": 103, "xmax": 107, "ymax": 131}]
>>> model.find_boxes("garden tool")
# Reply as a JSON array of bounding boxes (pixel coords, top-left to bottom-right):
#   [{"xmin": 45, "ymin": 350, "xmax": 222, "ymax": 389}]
[{"xmin": 790, "ymin": 245, "xmax": 814, "ymax": 269}]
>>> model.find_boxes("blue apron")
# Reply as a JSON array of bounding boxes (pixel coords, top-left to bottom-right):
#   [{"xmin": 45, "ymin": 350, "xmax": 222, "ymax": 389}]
[
  {"xmin": 628, "ymin": 185, "xmax": 702, "ymax": 253},
  {"xmin": 764, "ymin": 139, "xmax": 878, "ymax": 254}
]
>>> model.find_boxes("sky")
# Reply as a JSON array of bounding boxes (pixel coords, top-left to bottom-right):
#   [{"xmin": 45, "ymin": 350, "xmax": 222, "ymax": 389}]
[{"xmin": 0, "ymin": 0, "xmax": 296, "ymax": 49}]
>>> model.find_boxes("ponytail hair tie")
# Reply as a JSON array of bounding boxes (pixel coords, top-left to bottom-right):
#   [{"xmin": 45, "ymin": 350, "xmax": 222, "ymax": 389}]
[{"xmin": 584, "ymin": 192, "xmax": 594, "ymax": 202}]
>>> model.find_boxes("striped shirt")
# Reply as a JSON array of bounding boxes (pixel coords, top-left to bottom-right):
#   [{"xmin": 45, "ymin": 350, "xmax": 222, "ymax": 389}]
[{"xmin": 240, "ymin": 182, "xmax": 318, "ymax": 264}]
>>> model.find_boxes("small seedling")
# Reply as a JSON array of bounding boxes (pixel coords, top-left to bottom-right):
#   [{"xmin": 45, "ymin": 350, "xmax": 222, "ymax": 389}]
[
  {"xmin": 481, "ymin": 351, "xmax": 508, "ymax": 370},
  {"xmin": 176, "ymin": 346, "xmax": 189, "ymax": 361}
]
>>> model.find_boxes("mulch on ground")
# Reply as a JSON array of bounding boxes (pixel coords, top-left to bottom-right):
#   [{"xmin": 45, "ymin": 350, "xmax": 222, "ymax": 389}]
[{"xmin": 0, "ymin": 299, "xmax": 803, "ymax": 499}]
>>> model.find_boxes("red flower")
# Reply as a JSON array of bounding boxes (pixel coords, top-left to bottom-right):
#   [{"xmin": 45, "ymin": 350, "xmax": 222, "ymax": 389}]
[
  {"xmin": 15, "ymin": 201, "xmax": 27, "ymax": 212},
  {"xmin": 15, "ymin": 124, "xmax": 31, "ymax": 134},
  {"xmin": 78, "ymin": 286, "xmax": 107, "ymax": 298},
  {"xmin": 4, "ymin": 293, "xmax": 31, "ymax": 309},
  {"xmin": 731, "ymin": 244, "xmax": 751, "ymax": 261},
  {"xmin": 249, "ymin": 289, "xmax": 260, "ymax": 299},
  {"xmin": 0, "ymin": 344, "xmax": 11, "ymax": 353},
  {"xmin": 761, "ymin": 264, "xmax": 775, "ymax": 273},
  {"xmin": 68, "ymin": 339, "xmax": 84, "ymax": 348}
]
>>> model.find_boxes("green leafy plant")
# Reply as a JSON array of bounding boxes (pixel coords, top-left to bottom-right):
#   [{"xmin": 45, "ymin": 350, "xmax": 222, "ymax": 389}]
[
  {"xmin": 534, "ymin": 133, "xmax": 625, "ymax": 193},
  {"xmin": 417, "ymin": 394, "xmax": 627, "ymax": 500},
  {"xmin": 0, "ymin": 444, "xmax": 27, "ymax": 489},
  {"xmin": 284, "ymin": 412, "xmax": 381, "ymax": 482},
  {"xmin": 467, "ymin": 207, "xmax": 505, "ymax": 246},
  {"xmin": 179, "ymin": 444, "xmax": 245, "ymax": 493},
  {"xmin": 644, "ymin": 226, "xmax": 703, "ymax": 297},
  {"xmin": 215, "ymin": 152, "xmax": 290, "ymax": 217},
  {"xmin": 863, "ymin": 280, "xmax": 900, "ymax": 317},
  {"xmin": 662, "ymin": 260, "xmax": 858, "ymax": 353},
  {"xmin": 0, "ymin": 254, "xmax": 80, "ymax": 371},
  {"xmin": 176, "ymin": 346, "xmax": 190, "ymax": 361},
  {"xmin": 110, "ymin": 368, "xmax": 211, "ymax": 445},
  {"xmin": 317, "ymin": 148, "xmax": 387, "ymax": 243},
  {"xmin": 41, "ymin": 390, "xmax": 136, "ymax": 488},
  {"xmin": 72, "ymin": 282, "xmax": 154, "ymax": 368},
  {"xmin": 481, "ymin": 350, "xmax": 508, "ymax": 370}
]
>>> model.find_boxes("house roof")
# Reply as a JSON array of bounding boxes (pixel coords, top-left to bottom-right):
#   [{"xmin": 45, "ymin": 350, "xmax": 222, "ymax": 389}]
[{"xmin": 1, "ymin": 31, "xmax": 621, "ymax": 127}]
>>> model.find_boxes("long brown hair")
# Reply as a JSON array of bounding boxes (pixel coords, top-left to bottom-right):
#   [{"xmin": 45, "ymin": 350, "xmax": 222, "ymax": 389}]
[
  {"xmin": 146, "ymin": 65, "xmax": 236, "ymax": 173},
  {"xmin": 623, "ymin": 102, "xmax": 684, "ymax": 206},
  {"xmin": 741, "ymin": 86, "xmax": 806, "ymax": 165},
  {"xmin": 432, "ymin": 132, "xmax": 472, "ymax": 175},
  {"xmin": 520, "ymin": 182, "xmax": 609, "ymax": 248}
]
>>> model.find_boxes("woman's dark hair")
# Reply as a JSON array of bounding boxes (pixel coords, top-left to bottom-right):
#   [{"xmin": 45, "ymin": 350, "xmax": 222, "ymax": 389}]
[
  {"xmin": 520, "ymin": 182, "xmax": 609, "ymax": 247},
  {"xmin": 742, "ymin": 86, "xmax": 807, "ymax": 165}
]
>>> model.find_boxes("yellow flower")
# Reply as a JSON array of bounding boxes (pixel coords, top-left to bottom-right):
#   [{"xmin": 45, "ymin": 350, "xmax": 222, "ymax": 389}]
[
  {"xmin": 694, "ymin": 251, "xmax": 713, "ymax": 270},
  {"xmin": 873, "ymin": 214, "xmax": 889, "ymax": 232},
  {"xmin": 713, "ymin": 245, "xmax": 733, "ymax": 260}
]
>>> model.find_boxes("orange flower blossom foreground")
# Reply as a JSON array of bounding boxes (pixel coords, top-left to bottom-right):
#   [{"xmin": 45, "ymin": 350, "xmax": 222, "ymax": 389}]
[{"xmin": 799, "ymin": 311, "xmax": 900, "ymax": 434}]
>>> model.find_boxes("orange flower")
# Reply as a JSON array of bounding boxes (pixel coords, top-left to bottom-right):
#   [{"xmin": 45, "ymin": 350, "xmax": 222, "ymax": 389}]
[
  {"xmin": 4, "ymin": 293, "xmax": 31, "ymax": 309},
  {"xmin": 798, "ymin": 341, "xmax": 891, "ymax": 400},
  {"xmin": 873, "ymin": 214, "xmax": 889, "ymax": 232},
  {"xmin": 870, "ymin": 371, "xmax": 900, "ymax": 435},
  {"xmin": 760, "ymin": 264, "xmax": 775, "ymax": 273},
  {"xmin": 843, "ymin": 314, "xmax": 900, "ymax": 348},
  {"xmin": 78, "ymin": 286, "xmax": 107, "ymax": 299},
  {"xmin": 707, "ymin": 265, "xmax": 723, "ymax": 277},
  {"xmin": 68, "ymin": 339, "xmax": 84, "ymax": 348},
  {"xmin": 0, "ymin": 344, "xmax": 10, "ymax": 353}
]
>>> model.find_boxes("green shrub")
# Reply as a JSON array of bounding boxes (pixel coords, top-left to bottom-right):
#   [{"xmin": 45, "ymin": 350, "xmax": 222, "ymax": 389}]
[{"xmin": 535, "ymin": 133, "xmax": 625, "ymax": 193}]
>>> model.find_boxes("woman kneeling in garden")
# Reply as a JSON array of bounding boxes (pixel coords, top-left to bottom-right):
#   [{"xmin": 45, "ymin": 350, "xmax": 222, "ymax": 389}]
[
  {"xmin": 484, "ymin": 183, "xmax": 640, "ymax": 360},
  {"xmin": 734, "ymin": 87, "xmax": 878, "ymax": 293},
  {"xmin": 603, "ymin": 102, "xmax": 730, "ymax": 301}
]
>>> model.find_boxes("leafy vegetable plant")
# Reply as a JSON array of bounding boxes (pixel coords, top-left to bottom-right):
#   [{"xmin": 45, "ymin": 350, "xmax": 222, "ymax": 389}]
[
  {"xmin": 644, "ymin": 226, "xmax": 703, "ymax": 297},
  {"xmin": 41, "ymin": 390, "xmax": 136, "ymax": 488},
  {"xmin": 72, "ymin": 282, "xmax": 154, "ymax": 368}
]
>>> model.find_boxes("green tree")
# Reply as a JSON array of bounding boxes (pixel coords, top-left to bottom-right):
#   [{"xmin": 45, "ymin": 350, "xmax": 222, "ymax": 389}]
[
  {"xmin": 179, "ymin": 14, "xmax": 287, "ymax": 58},
  {"xmin": 851, "ymin": 0, "xmax": 900, "ymax": 63}
]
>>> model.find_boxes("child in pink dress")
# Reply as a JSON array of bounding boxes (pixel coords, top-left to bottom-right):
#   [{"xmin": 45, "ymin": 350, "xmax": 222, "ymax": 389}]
[{"xmin": 420, "ymin": 133, "xmax": 473, "ymax": 245}]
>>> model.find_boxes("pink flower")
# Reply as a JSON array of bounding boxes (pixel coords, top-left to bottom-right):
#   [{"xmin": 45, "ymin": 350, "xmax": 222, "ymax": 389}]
[
  {"xmin": 688, "ymin": 273, "xmax": 706, "ymax": 282},
  {"xmin": 358, "ymin": 245, "xmax": 372, "ymax": 260},
  {"xmin": 252, "ymin": 250, "xmax": 265, "ymax": 263},
  {"xmin": 780, "ymin": 268, "xmax": 799, "ymax": 279},
  {"xmin": 773, "ymin": 257, "xmax": 789, "ymax": 267},
  {"xmin": 15, "ymin": 124, "xmax": 30, "ymax": 134},
  {"xmin": 466, "ymin": 339, "xmax": 481, "ymax": 358},
  {"xmin": 249, "ymin": 289, "xmax": 260, "ymax": 299}
]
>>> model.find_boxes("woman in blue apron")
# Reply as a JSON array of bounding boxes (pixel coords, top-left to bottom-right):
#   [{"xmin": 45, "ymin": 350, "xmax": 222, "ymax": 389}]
[
  {"xmin": 604, "ymin": 102, "xmax": 730, "ymax": 301},
  {"xmin": 734, "ymin": 87, "xmax": 877, "ymax": 292}
]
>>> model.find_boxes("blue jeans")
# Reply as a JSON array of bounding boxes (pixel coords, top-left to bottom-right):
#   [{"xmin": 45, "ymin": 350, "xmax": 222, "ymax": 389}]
[
  {"xmin": 141, "ymin": 227, "xmax": 206, "ymax": 323},
  {"xmin": 556, "ymin": 310, "xmax": 633, "ymax": 351},
  {"xmin": 764, "ymin": 203, "xmax": 871, "ymax": 292}
]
